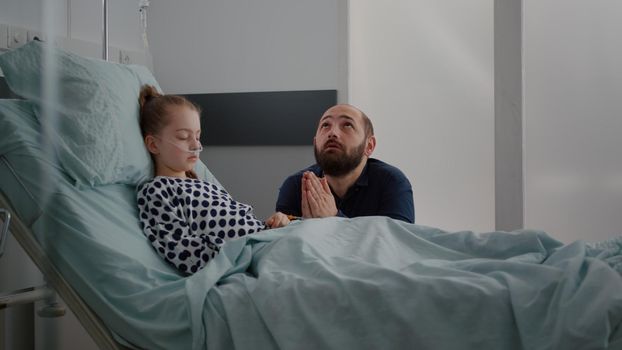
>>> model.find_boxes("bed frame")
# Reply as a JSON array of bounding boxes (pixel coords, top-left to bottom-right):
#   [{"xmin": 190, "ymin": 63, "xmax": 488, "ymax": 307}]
[{"xmin": 0, "ymin": 193, "xmax": 130, "ymax": 350}]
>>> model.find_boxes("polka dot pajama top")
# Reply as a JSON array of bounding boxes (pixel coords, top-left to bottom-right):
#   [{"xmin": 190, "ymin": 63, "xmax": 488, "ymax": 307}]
[{"xmin": 137, "ymin": 176, "xmax": 265, "ymax": 275}]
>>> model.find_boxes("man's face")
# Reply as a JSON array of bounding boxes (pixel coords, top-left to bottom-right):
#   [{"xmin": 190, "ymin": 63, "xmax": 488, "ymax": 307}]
[{"xmin": 313, "ymin": 105, "xmax": 369, "ymax": 177}]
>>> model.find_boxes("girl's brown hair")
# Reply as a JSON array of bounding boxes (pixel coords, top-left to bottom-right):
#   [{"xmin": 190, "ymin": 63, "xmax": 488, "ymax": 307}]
[
  {"xmin": 138, "ymin": 84, "xmax": 201, "ymax": 137},
  {"xmin": 138, "ymin": 85, "xmax": 201, "ymax": 179}
]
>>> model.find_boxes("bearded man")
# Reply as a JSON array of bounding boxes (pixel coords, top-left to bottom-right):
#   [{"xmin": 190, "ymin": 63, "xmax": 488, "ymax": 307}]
[{"xmin": 275, "ymin": 104, "xmax": 414, "ymax": 223}]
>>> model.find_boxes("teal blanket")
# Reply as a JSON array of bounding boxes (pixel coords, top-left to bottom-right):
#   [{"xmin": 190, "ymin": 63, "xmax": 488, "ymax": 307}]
[{"xmin": 188, "ymin": 217, "xmax": 622, "ymax": 350}]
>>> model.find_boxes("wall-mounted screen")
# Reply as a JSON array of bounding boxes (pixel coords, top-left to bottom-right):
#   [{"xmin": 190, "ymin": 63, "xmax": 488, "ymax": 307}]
[{"xmin": 183, "ymin": 90, "xmax": 337, "ymax": 146}]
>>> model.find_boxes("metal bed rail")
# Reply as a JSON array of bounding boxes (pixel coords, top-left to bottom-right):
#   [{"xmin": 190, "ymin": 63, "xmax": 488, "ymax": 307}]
[
  {"xmin": 0, "ymin": 194, "xmax": 132, "ymax": 350},
  {"xmin": 0, "ymin": 209, "xmax": 10, "ymax": 259}
]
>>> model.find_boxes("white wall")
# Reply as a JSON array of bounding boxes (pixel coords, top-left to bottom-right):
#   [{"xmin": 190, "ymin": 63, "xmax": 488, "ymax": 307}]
[
  {"xmin": 349, "ymin": 1, "xmax": 495, "ymax": 232},
  {"xmin": 523, "ymin": 0, "xmax": 622, "ymax": 242},
  {"xmin": 0, "ymin": 0, "xmax": 65, "ymax": 32},
  {"xmin": 148, "ymin": 0, "xmax": 341, "ymax": 94},
  {"xmin": 0, "ymin": 0, "xmax": 148, "ymax": 66},
  {"xmin": 0, "ymin": 0, "xmax": 143, "ymax": 51},
  {"xmin": 67, "ymin": 0, "xmax": 144, "ymax": 51},
  {"xmin": 147, "ymin": 0, "xmax": 345, "ymax": 219}
]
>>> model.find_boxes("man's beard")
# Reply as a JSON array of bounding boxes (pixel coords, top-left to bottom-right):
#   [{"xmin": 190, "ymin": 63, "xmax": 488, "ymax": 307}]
[{"xmin": 314, "ymin": 140, "xmax": 366, "ymax": 177}]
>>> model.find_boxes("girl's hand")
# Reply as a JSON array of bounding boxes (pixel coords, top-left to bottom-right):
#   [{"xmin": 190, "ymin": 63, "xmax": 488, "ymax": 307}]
[{"xmin": 265, "ymin": 212, "xmax": 291, "ymax": 229}]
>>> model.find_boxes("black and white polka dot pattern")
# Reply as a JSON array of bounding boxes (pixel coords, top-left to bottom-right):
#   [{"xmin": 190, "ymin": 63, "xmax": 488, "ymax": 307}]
[{"xmin": 137, "ymin": 176, "xmax": 265, "ymax": 275}]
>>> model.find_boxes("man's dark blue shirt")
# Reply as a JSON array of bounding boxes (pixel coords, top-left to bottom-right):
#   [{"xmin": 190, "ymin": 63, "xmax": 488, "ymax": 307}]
[{"xmin": 275, "ymin": 158, "xmax": 415, "ymax": 223}]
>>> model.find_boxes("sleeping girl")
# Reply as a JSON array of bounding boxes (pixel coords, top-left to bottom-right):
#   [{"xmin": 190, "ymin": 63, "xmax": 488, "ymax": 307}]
[{"xmin": 136, "ymin": 85, "xmax": 291, "ymax": 275}]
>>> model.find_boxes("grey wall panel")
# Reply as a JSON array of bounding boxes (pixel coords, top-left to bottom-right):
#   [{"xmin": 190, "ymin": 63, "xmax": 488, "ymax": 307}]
[
  {"xmin": 184, "ymin": 90, "xmax": 337, "ymax": 146},
  {"xmin": 494, "ymin": 0, "xmax": 524, "ymax": 231}
]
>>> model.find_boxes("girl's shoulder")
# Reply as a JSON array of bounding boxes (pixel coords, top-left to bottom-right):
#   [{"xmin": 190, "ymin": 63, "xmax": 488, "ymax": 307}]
[
  {"xmin": 138, "ymin": 176, "xmax": 186, "ymax": 192},
  {"xmin": 138, "ymin": 176, "xmax": 225, "ymax": 195},
  {"xmin": 144, "ymin": 176, "xmax": 214, "ymax": 189}
]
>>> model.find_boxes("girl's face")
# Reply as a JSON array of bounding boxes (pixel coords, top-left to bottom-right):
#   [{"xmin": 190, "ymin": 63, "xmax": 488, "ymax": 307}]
[{"xmin": 146, "ymin": 105, "xmax": 202, "ymax": 177}]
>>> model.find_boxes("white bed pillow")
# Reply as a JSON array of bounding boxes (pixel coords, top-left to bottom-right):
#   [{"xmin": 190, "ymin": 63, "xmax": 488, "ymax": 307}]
[{"xmin": 0, "ymin": 40, "xmax": 158, "ymax": 187}]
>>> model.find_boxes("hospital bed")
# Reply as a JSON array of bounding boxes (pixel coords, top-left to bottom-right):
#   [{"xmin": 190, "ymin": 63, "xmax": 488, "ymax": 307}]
[{"xmin": 1, "ymin": 40, "xmax": 622, "ymax": 350}]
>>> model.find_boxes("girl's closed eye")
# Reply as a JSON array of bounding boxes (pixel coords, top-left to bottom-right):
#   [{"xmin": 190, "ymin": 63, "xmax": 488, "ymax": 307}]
[{"xmin": 175, "ymin": 132, "xmax": 189, "ymax": 140}]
